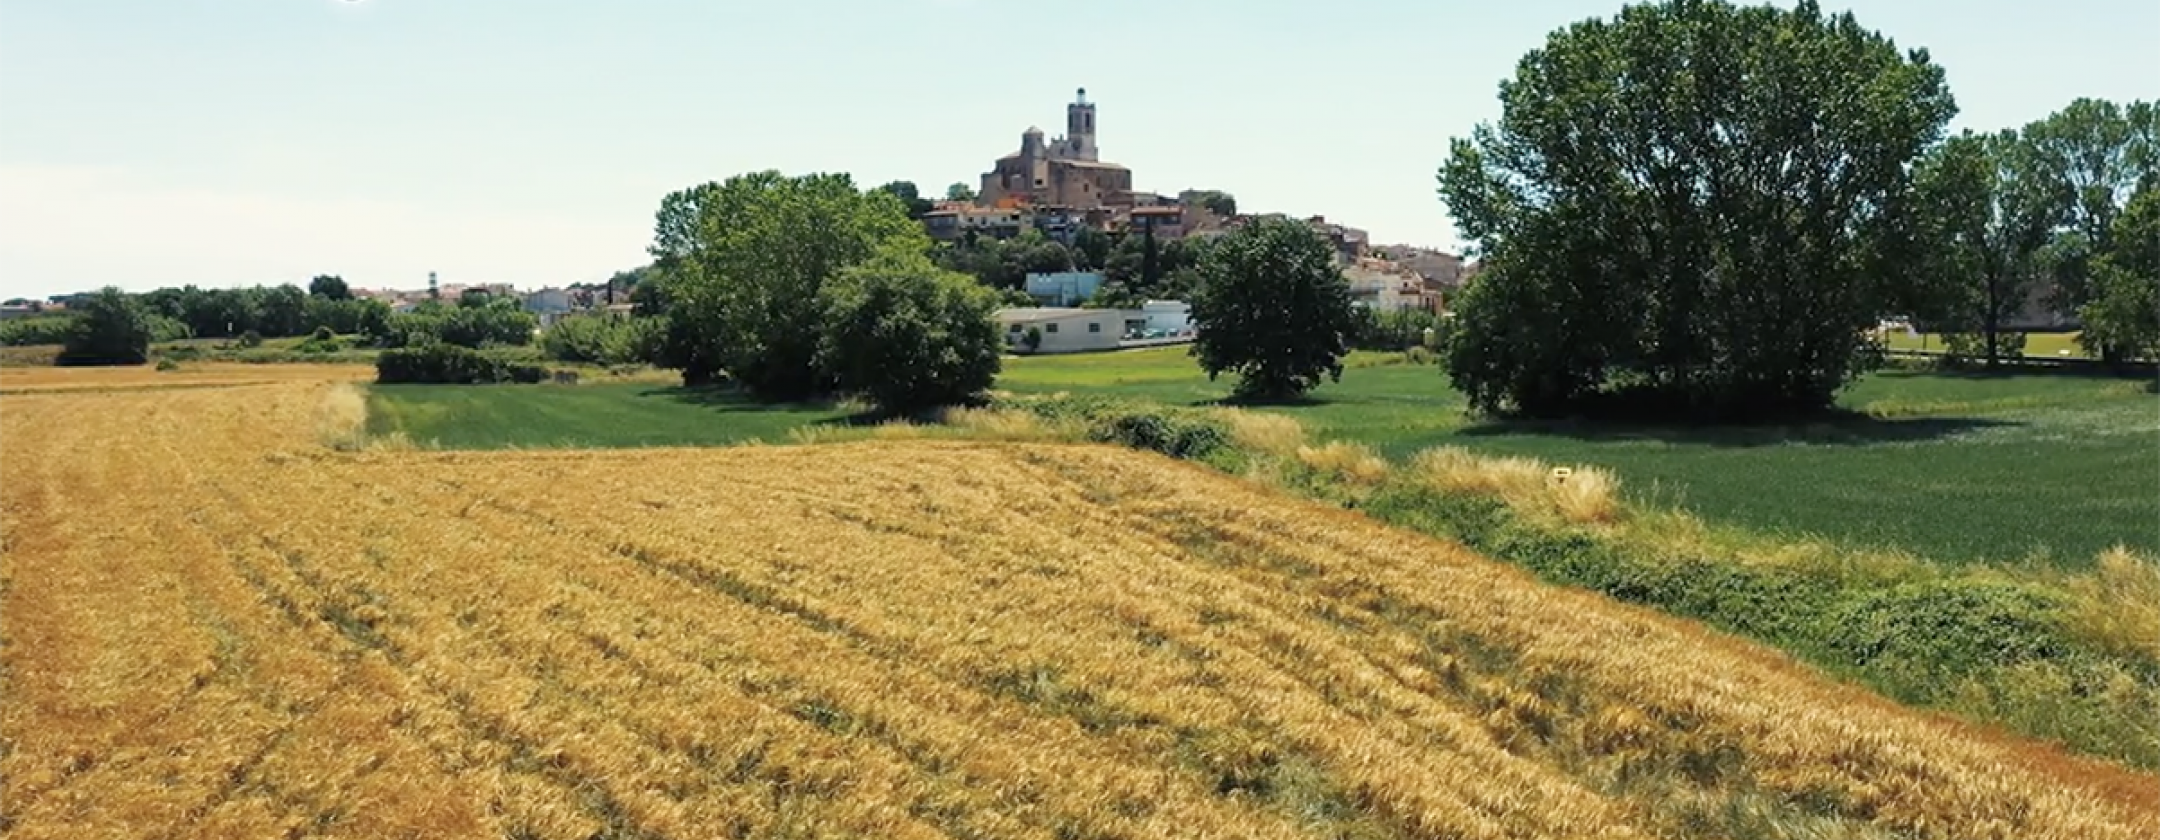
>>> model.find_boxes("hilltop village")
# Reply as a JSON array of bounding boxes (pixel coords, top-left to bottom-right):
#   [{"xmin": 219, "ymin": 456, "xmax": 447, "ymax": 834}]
[{"xmin": 899, "ymin": 89, "xmax": 1462, "ymax": 349}]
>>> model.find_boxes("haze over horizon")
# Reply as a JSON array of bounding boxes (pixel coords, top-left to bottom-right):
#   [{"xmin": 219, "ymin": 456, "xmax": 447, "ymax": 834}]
[{"xmin": 3, "ymin": 0, "xmax": 2155, "ymax": 299}]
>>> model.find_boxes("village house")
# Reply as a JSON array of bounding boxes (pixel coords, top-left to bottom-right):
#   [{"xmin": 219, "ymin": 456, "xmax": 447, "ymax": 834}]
[
  {"xmin": 1344, "ymin": 257, "xmax": 1441, "ymax": 313},
  {"xmin": 921, "ymin": 203, "xmax": 1029, "ymax": 242},
  {"xmin": 1370, "ymin": 245, "xmax": 1468, "ymax": 289},
  {"xmin": 522, "ymin": 288, "xmax": 575, "ymax": 327}
]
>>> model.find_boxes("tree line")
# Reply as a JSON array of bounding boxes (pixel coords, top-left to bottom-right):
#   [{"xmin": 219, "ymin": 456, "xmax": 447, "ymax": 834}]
[
  {"xmin": 16, "ymin": 276, "xmax": 545, "ymax": 366},
  {"xmin": 1438, "ymin": 0, "xmax": 2158, "ymax": 420}
]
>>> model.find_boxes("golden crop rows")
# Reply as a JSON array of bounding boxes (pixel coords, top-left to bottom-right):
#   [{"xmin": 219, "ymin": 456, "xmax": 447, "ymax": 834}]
[{"xmin": 1, "ymin": 378, "xmax": 2154, "ymax": 839}]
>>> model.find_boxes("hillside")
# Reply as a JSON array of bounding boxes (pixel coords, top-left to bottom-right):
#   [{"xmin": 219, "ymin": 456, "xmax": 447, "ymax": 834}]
[{"xmin": 2, "ymin": 374, "xmax": 2155, "ymax": 839}]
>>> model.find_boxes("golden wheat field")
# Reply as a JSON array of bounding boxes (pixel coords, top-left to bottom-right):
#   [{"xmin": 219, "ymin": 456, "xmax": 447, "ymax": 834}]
[{"xmin": 2, "ymin": 373, "xmax": 2156, "ymax": 840}]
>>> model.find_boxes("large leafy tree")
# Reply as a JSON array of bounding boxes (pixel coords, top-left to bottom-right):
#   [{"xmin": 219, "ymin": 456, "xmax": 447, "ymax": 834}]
[
  {"xmin": 648, "ymin": 171, "xmax": 927, "ymax": 398},
  {"xmin": 57, "ymin": 287, "xmax": 152, "ymax": 366},
  {"xmin": 643, "ymin": 182, "xmax": 730, "ymax": 383},
  {"xmin": 2025, "ymin": 99, "xmax": 2160, "ymax": 311},
  {"xmin": 2078, "ymin": 186, "xmax": 2160, "ymax": 361},
  {"xmin": 308, "ymin": 274, "xmax": 352, "ymax": 300},
  {"xmin": 818, "ymin": 250, "xmax": 1003, "ymax": 415},
  {"xmin": 874, "ymin": 181, "xmax": 937, "ymax": 220},
  {"xmin": 2020, "ymin": 99, "xmax": 2159, "ymax": 362},
  {"xmin": 1913, "ymin": 130, "xmax": 2060, "ymax": 367},
  {"xmin": 1438, "ymin": 0, "xmax": 1955, "ymax": 419},
  {"xmin": 258, "ymin": 284, "xmax": 311, "ymax": 337},
  {"xmin": 1188, "ymin": 217, "xmax": 1358, "ymax": 401}
]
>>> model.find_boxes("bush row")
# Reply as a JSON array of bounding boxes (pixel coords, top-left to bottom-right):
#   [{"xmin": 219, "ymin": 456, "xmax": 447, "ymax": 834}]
[
  {"xmin": 1025, "ymin": 396, "xmax": 2160, "ymax": 770},
  {"xmin": 3, "ymin": 312, "xmax": 192, "ymax": 347},
  {"xmin": 989, "ymin": 394, "xmax": 1237, "ymax": 466},
  {"xmin": 540, "ymin": 314, "xmax": 656, "ymax": 365},
  {"xmin": 0, "ymin": 315, "xmax": 80, "ymax": 347},
  {"xmin": 1357, "ymin": 483, "xmax": 2156, "ymax": 768},
  {"xmin": 375, "ymin": 343, "xmax": 549, "ymax": 384}
]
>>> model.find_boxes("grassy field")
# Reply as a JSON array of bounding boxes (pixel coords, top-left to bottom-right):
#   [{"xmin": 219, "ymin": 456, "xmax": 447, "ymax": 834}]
[
  {"xmin": 1879, "ymin": 329, "xmax": 2089, "ymax": 358},
  {"xmin": 367, "ymin": 382, "xmax": 852, "ymax": 449},
  {"xmin": 369, "ymin": 348, "xmax": 2159, "ymax": 567},
  {"xmin": 5, "ymin": 372, "xmax": 2154, "ymax": 839}
]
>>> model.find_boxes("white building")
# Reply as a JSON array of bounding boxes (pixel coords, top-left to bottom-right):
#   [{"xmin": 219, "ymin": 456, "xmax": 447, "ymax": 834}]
[
  {"xmin": 1137, "ymin": 300, "xmax": 1191, "ymax": 337},
  {"xmin": 1025, "ymin": 272, "xmax": 1105, "ymax": 307},
  {"xmin": 996, "ymin": 308, "xmax": 1123, "ymax": 354}
]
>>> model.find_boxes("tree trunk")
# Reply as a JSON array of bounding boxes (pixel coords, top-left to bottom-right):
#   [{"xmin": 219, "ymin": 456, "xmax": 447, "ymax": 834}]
[{"xmin": 1984, "ymin": 271, "xmax": 2000, "ymax": 370}]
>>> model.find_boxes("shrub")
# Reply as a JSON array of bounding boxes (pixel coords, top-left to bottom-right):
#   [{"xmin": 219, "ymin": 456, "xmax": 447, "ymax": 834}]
[
  {"xmin": 146, "ymin": 314, "xmax": 193, "ymax": 343},
  {"xmin": 1351, "ymin": 307, "xmax": 1444, "ymax": 352},
  {"xmin": 541, "ymin": 314, "xmax": 643, "ymax": 365},
  {"xmin": 0, "ymin": 315, "xmax": 78, "ymax": 347},
  {"xmin": 237, "ymin": 330, "xmax": 264, "ymax": 348},
  {"xmin": 56, "ymin": 288, "xmax": 152, "ymax": 366},
  {"xmin": 992, "ymin": 394, "xmax": 1236, "ymax": 464},
  {"xmin": 383, "ymin": 300, "xmax": 536, "ymax": 349},
  {"xmin": 375, "ymin": 343, "xmax": 546, "ymax": 384},
  {"xmin": 1823, "ymin": 580, "xmax": 2076, "ymax": 699},
  {"xmin": 295, "ymin": 327, "xmax": 348, "ymax": 354},
  {"xmin": 818, "ymin": 254, "xmax": 1003, "ymax": 415}
]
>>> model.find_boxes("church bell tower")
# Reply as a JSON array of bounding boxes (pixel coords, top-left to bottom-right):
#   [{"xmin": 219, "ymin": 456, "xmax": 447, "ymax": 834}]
[{"xmin": 1066, "ymin": 87, "xmax": 1098, "ymax": 161}]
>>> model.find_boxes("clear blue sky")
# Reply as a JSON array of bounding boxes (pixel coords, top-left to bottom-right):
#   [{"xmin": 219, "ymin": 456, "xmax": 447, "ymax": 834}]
[{"xmin": 2, "ymin": 0, "xmax": 2154, "ymax": 298}]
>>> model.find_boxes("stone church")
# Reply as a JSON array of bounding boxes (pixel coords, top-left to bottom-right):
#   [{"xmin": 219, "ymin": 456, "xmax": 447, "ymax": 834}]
[{"xmin": 977, "ymin": 89, "xmax": 1133, "ymax": 210}]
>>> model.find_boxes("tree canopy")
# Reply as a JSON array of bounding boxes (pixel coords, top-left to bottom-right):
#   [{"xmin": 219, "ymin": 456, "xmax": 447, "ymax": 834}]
[
  {"xmin": 932, "ymin": 229, "xmax": 1075, "ymax": 291},
  {"xmin": 308, "ymin": 274, "xmax": 352, "ymax": 300},
  {"xmin": 1185, "ymin": 190, "xmax": 1238, "ymax": 217},
  {"xmin": 1912, "ymin": 129, "xmax": 2060, "ymax": 366},
  {"xmin": 642, "ymin": 171, "xmax": 939, "ymax": 400},
  {"xmin": 2024, "ymin": 99, "xmax": 2160, "ymax": 310},
  {"xmin": 1188, "ymin": 217, "xmax": 1358, "ymax": 401},
  {"xmin": 2079, "ymin": 186, "xmax": 2160, "ymax": 361},
  {"xmin": 1438, "ymin": 0, "xmax": 1955, "ymax": 419},
  {"xmin": 57, "ymin": 287, "xmax": 152, "ymax": 366},
  {"xmin": 818, "ymin": 251, "xmax": 1003, "ymax": 415},
  {"xmin": 875, "ymin": 181, "xmax": 937, "ymax": 220},
  {"xmin": 1092, "ymin": 233, "xmax": 1211, "ymax": 308}
]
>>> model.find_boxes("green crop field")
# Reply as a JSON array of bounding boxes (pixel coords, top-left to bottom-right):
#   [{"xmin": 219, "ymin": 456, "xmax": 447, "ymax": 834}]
[
  {"xmin": 367, "ymin": 383, "xmax": 853, "ymax": 449},
  {"xmin": 368, "ymin": 347, "xmax": 2159, "ymax": 567}
]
